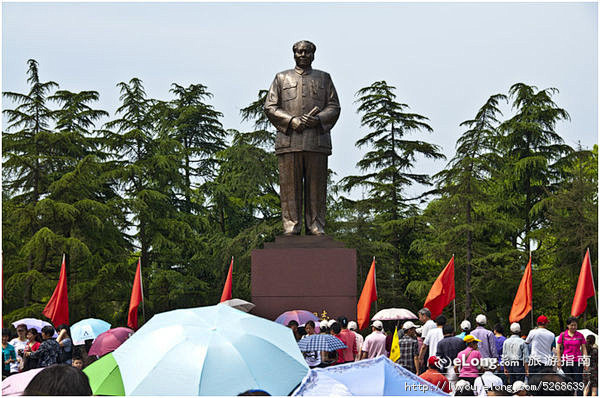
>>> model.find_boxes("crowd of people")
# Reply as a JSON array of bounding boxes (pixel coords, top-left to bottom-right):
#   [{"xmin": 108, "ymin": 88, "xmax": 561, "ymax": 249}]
[
  {"xmin": 2, "ymin": 324, "xmax": 97, "ymax": 395},
  {"xmin": 2, "ymin": 309, "xmax": 598, "ymax": 396},
  {"xmin": 289, "ymin": 308, "xmax": 599, "ymax": 396}
]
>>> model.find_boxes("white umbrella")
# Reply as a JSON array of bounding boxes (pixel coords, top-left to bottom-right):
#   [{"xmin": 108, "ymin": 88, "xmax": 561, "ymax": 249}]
[
  {"xmin": 578, "ymin": 328, "xmax": 598, "ymax": 341},
  {"xmin": 11, "ymin": 319, "xmax": 57, "ymax": 337},
  {"xmin": 372, "ymin": 308, "xmax": 418, "ymax": 321},
  {"xmin": 220, "ymin": 298, "xmax": 255, "ymax": 313}
]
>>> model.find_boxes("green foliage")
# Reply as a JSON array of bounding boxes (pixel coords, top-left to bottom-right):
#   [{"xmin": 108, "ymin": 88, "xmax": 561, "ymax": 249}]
[
  {"xmin": 332, "ymin": 81, "xmax": 445, "ymax": 312},
  {"xmin": 497, "ymin": 83, "xmax": 573, "ymax": 251},
  {"xmin": 239, "ymin": 89, "xmax": 275, "ymax": 150},
  {"xmin": 342, "ymin": 81, "xmax": 445, "ymax": 219},
  {"xmin": 2, "ymin": 62, "xmax": 596, "ymax": 337},
  {"xmin": 3, "ymin": 59, "xmax": 58, "ymax": 203}
]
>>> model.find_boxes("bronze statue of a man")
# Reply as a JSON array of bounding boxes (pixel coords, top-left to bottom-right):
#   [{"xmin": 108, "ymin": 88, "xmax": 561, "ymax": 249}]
[{"xmin": 265, "ymin": 40, "xmax": 340, "ymax": 236}]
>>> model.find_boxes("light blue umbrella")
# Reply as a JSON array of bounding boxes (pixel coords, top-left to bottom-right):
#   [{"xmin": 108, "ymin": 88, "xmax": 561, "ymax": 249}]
[
  {"xmin": 292, "ymin": 356, "xmax": 449, "ymax": 396},
  {"xmin": 112, "ymin": 303, "xmax": 309, "ymax": 396},
  {"xmin": 70, "ymin": 318, "xmax": 111, "ymax": 345}
]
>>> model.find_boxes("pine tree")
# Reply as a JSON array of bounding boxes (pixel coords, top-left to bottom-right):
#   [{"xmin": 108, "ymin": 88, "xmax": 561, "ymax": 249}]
[
  {"xmin": 239, "ymin": 89, "xmax": 275, "ymax": 149},
  {"xmin": 428, "ymin": 94, "xmax": 508, "ymax": 317},
  {"xmin": 103, "ymin": 78, "xmax": 155, "ymax": 274},
  {"xmin": 340, "ymin": 81, "xmax": 445, "ymax": 308},
  {"xmin": 162, "ymin": 83, "xmax": 226, "ymax": 211},
  {"xmin": 498, "ymin": 83, "xmax": 572, "ymax": 252},
  {"xmin": 3, "ymin": 59, "xmax": 58, "ymax": 306}
]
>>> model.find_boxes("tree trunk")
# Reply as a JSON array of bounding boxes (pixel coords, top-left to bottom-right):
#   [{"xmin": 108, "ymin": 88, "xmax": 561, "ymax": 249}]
[
  {"xmin": 464, "ymin": 160, "xmax": 475, "ymax": 319},
  {"xmin": 465, "ymin": 199, "xmax": 473, "ymax": 319},
  {"xmin": 184, "ymin": 137, "xmax": 192, "ymax": 212},
  {"xmin": 390, "ymin": 121, "xmax": 398, "ymax": 221}
]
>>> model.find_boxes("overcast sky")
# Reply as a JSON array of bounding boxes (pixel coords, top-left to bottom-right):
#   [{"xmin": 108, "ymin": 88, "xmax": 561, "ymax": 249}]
[{"xmin": 3, "ymin": 2, "xmax": 597, "ymax": 199}]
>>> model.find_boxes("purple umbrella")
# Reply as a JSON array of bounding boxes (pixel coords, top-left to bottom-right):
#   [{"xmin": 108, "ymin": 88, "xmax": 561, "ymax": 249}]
[
  {"xmin": 1, "ymin": 368, "xmax": 44, "ymax": 396},
  {"xmin": 275, "ymin": 310, "xmax": 319, "ymax": 327},
  {"xmin": 88, "ymin": 327, "xmax": 134, "ymax": 357}
]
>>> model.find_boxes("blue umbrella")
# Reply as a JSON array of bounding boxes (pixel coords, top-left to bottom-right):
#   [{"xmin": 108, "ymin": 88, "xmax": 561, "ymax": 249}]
[
  {"xmin": 298, "ymin": 334, "xmax": 347, "ymax": 352},
  {"xmin": 292, "ymin": 356, "xmax": 449, "ymax": 396},
  {"xmin": 111, "ymin": 303, "xmax": 309, "ymax": 395},
  {"xmin": 70, "ymin": 318, "xmax": 111, "ymax": 345}
]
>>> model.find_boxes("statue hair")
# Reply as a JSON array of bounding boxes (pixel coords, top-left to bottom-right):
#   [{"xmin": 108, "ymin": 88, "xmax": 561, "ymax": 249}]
[{"xmin": 292, "ymin": 40, "xmax": 316, "ymax": 53}]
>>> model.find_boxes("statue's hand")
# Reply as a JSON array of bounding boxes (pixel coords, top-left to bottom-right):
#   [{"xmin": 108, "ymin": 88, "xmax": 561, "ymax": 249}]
[
  {"xmin": 290, "ymin": 117, "xmax": 304, "ymax": 132},
  {"xmin": 300, "ymin": 114, "xmax": 320, "ymax": 128}
]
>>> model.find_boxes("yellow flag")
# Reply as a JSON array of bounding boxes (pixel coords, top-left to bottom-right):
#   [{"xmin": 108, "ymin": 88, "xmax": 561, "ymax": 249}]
[{"xmin": 389, "ymin": 326, "xmax": 401, "ymax": 362}]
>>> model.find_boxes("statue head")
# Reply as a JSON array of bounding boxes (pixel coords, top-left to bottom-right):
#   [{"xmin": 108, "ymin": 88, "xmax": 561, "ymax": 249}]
[{"xmin": 292, "ymin": 40, "xmax": 316, "ymax": 69}]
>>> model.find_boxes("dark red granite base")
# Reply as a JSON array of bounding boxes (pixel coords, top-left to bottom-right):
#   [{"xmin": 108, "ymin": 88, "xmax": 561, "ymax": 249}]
[{"xmin": 251, "ymin": 235, "xmax": 357, "ymax": 321}]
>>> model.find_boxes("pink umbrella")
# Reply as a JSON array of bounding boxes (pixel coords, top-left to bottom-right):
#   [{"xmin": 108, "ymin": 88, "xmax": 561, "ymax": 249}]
[
  {"xmin": 275, "ymin": 310, "xmax": 319, "ymax": 327},
  {"xmin": 2, "ymin": 368, "xmax": 44, "ymax": 396},
  {"xmin": 87, "ymin": 327, "xmax": 134, "ymax": 357}
]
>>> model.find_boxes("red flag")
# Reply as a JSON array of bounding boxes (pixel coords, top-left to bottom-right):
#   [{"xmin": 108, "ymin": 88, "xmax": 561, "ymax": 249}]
[
  {"xmin": 424, "ymin": 256, "xmax": 456, "ymax": 320},
  {"xmin": 509, "ymin": 255, "xmax": 533, "ymax": 323},
  {"xmin": 127, "ymin": 258, "xmax": 144, "ymax": 330},
  {"xmin": 220, "ymin": 257, "xmax": 233, "ymax": 303},
  {"xmin": 357, "ymin": 258, "xmax": 377, "ymax": 330},
  {"xmin": 42, "ymin": 254, "xmax": 69, "ymax": 326},
  {"xmin": 571, "ymin": 249, "xmax": 596, "ymax": 317}
]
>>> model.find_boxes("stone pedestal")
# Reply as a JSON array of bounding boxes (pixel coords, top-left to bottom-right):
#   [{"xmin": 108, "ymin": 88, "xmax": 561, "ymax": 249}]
[{"xmin": 251, "ymin": 235, "xmax": 356, "ymax": 321}]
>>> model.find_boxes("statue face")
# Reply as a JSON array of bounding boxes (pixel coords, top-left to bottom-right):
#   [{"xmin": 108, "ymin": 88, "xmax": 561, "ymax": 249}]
[{"xmin": 294, "ymin": 42, "xmax": 314, "ymax": 69}]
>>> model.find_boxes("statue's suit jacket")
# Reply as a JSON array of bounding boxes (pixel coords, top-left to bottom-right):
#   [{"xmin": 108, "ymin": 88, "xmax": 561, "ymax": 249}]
[{"xmin": 265, "ymin": 66, "xmax": 340, "ymax": 156}]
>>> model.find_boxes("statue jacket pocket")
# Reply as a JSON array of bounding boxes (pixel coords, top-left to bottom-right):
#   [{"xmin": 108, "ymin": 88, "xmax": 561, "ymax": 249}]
[
  {"xmin": 275, "ymin": 131, "xmax": 291, "ymax": 149},
  {"xmin": 282, "ymin": 81, "xmax": 298, "ymax": 101}
]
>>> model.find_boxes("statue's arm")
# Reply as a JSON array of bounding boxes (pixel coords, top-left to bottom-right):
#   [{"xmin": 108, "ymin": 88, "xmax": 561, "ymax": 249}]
[
  {"xmin": 264, "ymin": 75, "xmax": 294, "ymax": 132},
  {"xmin": 317, "ymin": 73, "xmax": 341, "ymax": 132}
]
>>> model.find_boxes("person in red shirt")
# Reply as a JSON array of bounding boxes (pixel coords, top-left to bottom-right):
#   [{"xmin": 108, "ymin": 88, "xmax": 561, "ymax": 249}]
[
  {"xmin": 22, "ymin": 328, "xmax": 42, "ymax": 371},
  {"xmin": 334, "ymin": 317, "xmax": 357, "ymax": 364},
  {"xmin": 419, "ymin": 356, "xmax": 451, "ymax": 393}
]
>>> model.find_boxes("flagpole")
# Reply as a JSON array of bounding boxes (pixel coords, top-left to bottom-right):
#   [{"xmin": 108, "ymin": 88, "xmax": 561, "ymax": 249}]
[
  {"xmin": 373, "ymin": 256, "xmax": 378, "ymax": 314},
  {"xmin": 530, "ymin": 251, "xmax": 534, "ymax": 330},
  {"xmin": 587, "ymin": 248, "xmax": 597, "ymax": 310},
  {"xmin": 453, "ymin": 254, "xmax": 456, "ymax": 332},
  {"xmin": 453, "ymin": 299, "xmax": 457, "ymax": 331},
  {"xmin": 140, "ymin": 257, "xmax": 145, "ymax": 325}
]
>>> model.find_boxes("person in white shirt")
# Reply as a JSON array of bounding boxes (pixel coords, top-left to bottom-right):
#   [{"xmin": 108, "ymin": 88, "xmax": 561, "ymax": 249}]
[
  {"xmin": 525, "ymin": 315, "xmax": 556, "ymax": 375},
  {"xmin": 474, "ymin": 365, "xmax": 504, "ymax": 396},
  {"xmin": 9, "ymin": 324, "xmax": 28, "ymax": 373},
  {"xmin": 418, "ymin": 308, "xmax": 436, "ymax": 339},
  {"xmin": 419, "ymin": 315, "xmax": 446, "ymax": 365},
  {"xmin": 348, "ymin": 321, "xmax": 364, "ymax": 361},
  {"xmin": 418, "ymin": 308, "xmax": 437, "ymax": 370}
]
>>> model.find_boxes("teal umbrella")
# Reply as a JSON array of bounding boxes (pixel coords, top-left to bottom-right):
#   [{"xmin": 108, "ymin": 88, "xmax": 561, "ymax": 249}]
[
  {"xmin": 70, "ymin": 318, "xmax": 111, "ymax": 345},
  {"xmin": 112, "ymin": 304, "xmax": 309, "ymax": 395}
]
